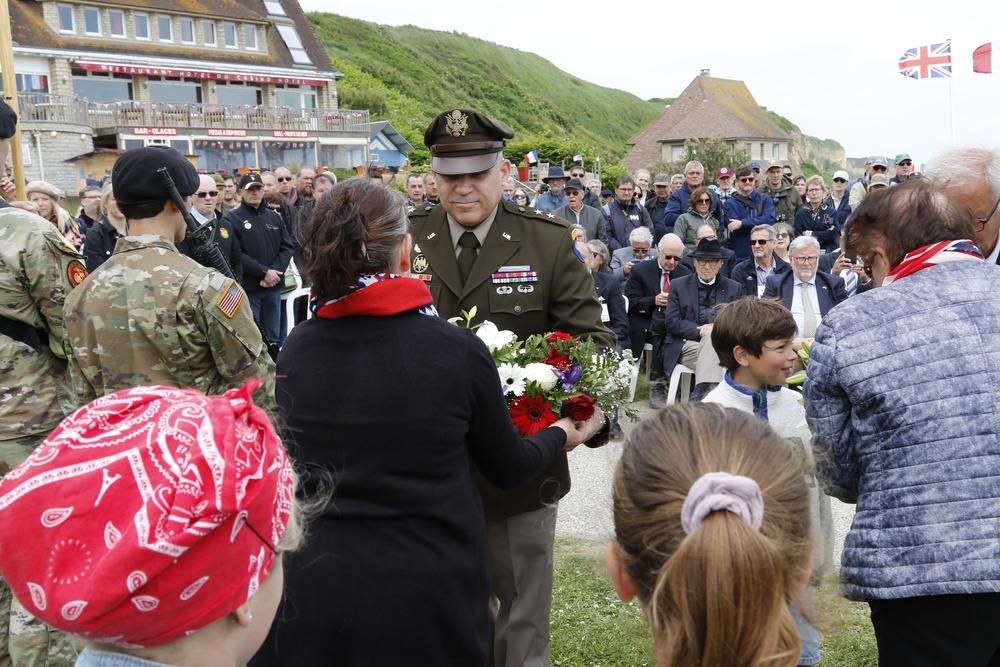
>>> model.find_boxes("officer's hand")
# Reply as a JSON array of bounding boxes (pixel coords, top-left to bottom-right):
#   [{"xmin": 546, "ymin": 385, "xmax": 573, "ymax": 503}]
[{"xmin": 552, "ymin": 410, "xmax": 605, "ymax": 451}]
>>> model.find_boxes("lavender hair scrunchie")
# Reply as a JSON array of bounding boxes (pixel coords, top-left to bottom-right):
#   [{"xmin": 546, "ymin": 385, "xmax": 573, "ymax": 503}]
[{"xmin": 680, "ymin": 472, "xmax": 765, "ymax": 535}]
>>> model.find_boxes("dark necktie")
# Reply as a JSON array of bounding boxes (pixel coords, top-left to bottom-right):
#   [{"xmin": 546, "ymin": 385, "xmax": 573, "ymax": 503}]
[{"xmin": 457, "ymin": 231, "xmax": 480, "ymax": 283}]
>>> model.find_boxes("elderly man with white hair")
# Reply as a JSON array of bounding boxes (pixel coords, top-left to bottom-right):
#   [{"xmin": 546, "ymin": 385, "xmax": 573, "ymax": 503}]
[
  {"xmin": 924, "ymin": 146, "xmax": 1000, "ymax": 265},
  {"xmin": 762, "ymin": 235, "xmax": 847, "ymax": 344},
  {"xmin": 609, "ymin": 226, "xmax": 657, "ymax": 288}
]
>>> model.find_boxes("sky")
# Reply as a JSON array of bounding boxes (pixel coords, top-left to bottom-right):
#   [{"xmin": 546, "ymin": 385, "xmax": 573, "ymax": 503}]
[{"xmin": 300, "ymin": 1, "xmax": 1000, "ymax": 168}]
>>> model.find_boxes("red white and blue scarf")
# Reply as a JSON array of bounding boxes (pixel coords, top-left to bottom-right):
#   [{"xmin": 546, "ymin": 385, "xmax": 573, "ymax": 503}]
[
  {"xmin": 882, "ymin": 239, "xmax": 983, "ymax": 286},
  {"xmin": 312, "ymin": 273, "xmax": 439, "ymax": 319}
]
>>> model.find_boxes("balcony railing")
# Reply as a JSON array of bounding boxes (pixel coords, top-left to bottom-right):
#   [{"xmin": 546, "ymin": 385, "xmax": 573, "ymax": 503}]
[{"xmin": 17, "ymin": 94, "xmax": 370, "ymax": 134}]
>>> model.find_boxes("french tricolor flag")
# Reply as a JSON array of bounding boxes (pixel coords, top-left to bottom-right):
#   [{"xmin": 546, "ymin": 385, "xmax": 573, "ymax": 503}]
[{"xmin": 524, "ymin": 150, "xmax": 538, "ymax": 164}]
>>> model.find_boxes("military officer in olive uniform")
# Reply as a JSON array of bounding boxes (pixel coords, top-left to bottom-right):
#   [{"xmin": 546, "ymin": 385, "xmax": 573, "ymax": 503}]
[
  {"xmin": 0, "ymin": 99, "xmax": 82, "ymax": 667},
  {"xmin": 62, "ymin": 146, "xmax": 276, "ymax": 410},
  {"xmin": 408, "ymin": 109, "xmax": 616, "ymax": 667}
]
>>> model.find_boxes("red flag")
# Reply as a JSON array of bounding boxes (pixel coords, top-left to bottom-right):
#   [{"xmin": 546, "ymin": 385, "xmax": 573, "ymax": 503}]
[{"xmin": 974, "ymin": 42, "xmax": 992, "ymax": 73}]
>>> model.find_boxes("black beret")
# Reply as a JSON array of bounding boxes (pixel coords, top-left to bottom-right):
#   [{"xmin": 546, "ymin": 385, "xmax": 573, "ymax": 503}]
[
  {"xmin": 112, "ymin": 146, "xmax": 199, "ymax": 205},
  {"xmin": 0, "ymin": 101, "xmax": 17, "ymax": 140},
  {"xmin": 424, "ymin": 108, "xmax": 515, "ymax": 175}
]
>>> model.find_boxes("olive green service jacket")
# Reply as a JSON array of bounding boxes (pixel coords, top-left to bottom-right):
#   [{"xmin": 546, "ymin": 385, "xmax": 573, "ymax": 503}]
[{"xmin": 409, "ymin": 201, "xmax": 615, "ymax": 519}]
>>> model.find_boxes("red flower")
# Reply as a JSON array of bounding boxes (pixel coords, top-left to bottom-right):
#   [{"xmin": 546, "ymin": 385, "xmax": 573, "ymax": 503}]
[
  {"xmin": 562, "ymin": 394, "xmax": 596, "ymax": 422},
  {"xmin": 510, "ymin": 394, "xmax": 557, "ymax": 436},
  {"xmin": 547, "ymin": 332, "xmax": 576, "ymax": 345},
  {"xmin": 543, "ymin": 349, "xmax": 573, "ymax": 371}
]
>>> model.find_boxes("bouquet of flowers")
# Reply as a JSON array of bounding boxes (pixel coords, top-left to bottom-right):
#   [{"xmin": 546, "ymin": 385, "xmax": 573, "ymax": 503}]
[{"xmin": 452, "ymin": 307, "xmax": 638, "ymax": 436}]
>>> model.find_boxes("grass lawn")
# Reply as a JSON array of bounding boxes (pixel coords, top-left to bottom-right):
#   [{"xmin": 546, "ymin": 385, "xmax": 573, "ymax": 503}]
[{"xmin": 551, "ymin": 537, "xmax": 878, "ymax": 667}]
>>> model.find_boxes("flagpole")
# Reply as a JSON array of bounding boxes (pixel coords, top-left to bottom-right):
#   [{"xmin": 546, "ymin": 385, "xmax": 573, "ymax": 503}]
[{"xmin": 949, "ymin": 37, "xmax": 954, "ymax": 143}]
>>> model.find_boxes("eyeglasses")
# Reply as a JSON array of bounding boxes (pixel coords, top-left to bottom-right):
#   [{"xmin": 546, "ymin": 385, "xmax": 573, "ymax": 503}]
[
  {"xmin": 276, "ymin": 176, "xmax": 293, "ymax": 182},
  {"xmin": 514, "ymin": 194, "xmax": 527, "ymax": 200},
  {"xmin": 872, "ymin": 165, "xmax": 888, "ymax": 172},
  {"xmin": 661, "ymin": 255, "xmax": 682, "ymax": 262},
  {"xmin": 194, "ymin": 191, "xmax": 219, "ymax": 198},
  {"xmin": 571, "ymin": 173, "xmax": 585, "ymax": 178},
  {"xmin": 695, "ymin": 197, "xmax": 712, "ymax": 204},
  {"xmin": 82, "ymin": 194, "xmax": 101, "ymax": 199},
  {"xmin": 617, "ymin": 187, "xmax": 634, "ymax": 192},
  {"xmin": 898, "ymin": 160, "xmax": 912, "ymax": 166},
  {"xmin": 693, "ymin": 258, "xmax": 722, "ymax": 265},
  {"xmin": 833, "ymin": 178, "xmax": 847, "ymax": 183},
  {"xmin": 776, "ymin": 232, "xmax": 790, "ymax": 239},
  {"xmin": 806, "ymin": 188, "xmax": 823, "ymax": 193},
  {"xmin": 631, "ymin": 246, "xmax": 650, "ymax": 254},
  {"xmin": 590, "ymin": 251, "xmax": 604, "ymax": 258},
  {"xmin": 976, "ymin": 194, "xmax": 1000, "ymax": 227},
  {"xmin": 749, "ymin": 239, "xmax": 772, "ymax": 246},
  {"xmin": 792, "ymin": 255, "xmax": 819, "ymax": 264},
  {"xmin": 738, "ymin": 177, "xmax": 755, "ymax": 183}
]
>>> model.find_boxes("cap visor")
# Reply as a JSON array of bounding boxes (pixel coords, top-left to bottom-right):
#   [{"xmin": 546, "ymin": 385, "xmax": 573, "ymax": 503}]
[{"xmin": 431, "ymin": 152, "xmax": 501, "ymax": 176}]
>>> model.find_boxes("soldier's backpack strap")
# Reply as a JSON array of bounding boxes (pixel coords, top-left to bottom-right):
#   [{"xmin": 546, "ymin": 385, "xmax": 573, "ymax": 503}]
[{"xmin": 0, "ymin": 313, "xmax": 47, "ymax": 354}]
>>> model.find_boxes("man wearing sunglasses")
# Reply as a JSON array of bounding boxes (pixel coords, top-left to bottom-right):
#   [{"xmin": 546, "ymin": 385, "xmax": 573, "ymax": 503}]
[
  {"xmin": 891, "ymin": 154, "xmax": 915, "ymax": 184},
  {"xmin": 850, "ymin": 155, "xmax": 890, "ymax": 209},
  {"xmin": 177, "ymin": 174, "xmax": 243, "ymax": 283},
  {"xmin": 273, "ymin": 166, "xmax": 302, "ymax": 211},
  {"xmin": 724, "ymin": 165, "xmax": 776, "ymax": 262},
  {"xmin": 827, "ymin": 170, "xmax": 853, "ymax": 228}
]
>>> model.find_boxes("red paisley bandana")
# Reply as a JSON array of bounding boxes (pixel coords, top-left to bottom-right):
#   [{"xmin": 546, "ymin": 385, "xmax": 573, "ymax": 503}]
[{"xmin": 0, "ymin": 381, "xmax": 293, "ymax": 649}]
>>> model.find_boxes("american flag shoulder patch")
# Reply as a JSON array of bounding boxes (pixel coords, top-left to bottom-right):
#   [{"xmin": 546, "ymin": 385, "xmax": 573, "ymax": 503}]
[{"xmin": 216, "ymin": 281, "xmax": 244, "ymax": 318}]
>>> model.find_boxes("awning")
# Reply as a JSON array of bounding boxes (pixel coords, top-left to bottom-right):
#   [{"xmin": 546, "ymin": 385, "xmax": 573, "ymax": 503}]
[{"xmin": 74, "ymin": 60, "xmax": 327, "ymax": 87}]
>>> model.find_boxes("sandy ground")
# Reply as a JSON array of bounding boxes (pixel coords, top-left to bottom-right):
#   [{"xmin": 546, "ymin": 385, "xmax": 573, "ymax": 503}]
[{"xmin": 555, "ymin": 399, "xmax": 855, "ymax": 569}]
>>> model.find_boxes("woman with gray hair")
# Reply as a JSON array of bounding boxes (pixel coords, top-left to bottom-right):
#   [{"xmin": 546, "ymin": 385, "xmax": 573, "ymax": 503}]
[
  {"xmin": 805, "ymin": 181, "xmax": 1000, "ymax": 666},
  {"xmin": 774, "ymin": 221, "xmax": 795, "ymax": 262}
]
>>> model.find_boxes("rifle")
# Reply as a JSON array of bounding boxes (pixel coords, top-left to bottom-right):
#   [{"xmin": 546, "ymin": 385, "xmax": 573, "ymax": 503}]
[{"xmin": 157, "ymin": 167, "xmax": 281, "ymax": 361}]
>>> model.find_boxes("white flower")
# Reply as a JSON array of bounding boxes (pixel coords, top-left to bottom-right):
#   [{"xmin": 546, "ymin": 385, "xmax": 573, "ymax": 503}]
[
  {"xmin": 523, "ymin": 363, "xmax": 559, "ymax": 390},
  {"xmin": 497, "ymin": 363, "xmax": 527, "ymax": 396},
  {"xmin": 476, "ymin": 321, "xmax": 517, "ymax": 352}
]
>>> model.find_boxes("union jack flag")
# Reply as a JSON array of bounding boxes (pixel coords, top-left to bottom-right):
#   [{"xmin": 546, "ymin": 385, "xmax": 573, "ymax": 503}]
[{"xmin": 898, "ymin": 41, "xmax": 952, "ymax": 79}]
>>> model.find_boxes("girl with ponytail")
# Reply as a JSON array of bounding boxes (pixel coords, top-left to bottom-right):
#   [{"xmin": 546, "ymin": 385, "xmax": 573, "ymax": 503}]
[{"xmin": 607, "ymin": 404, "xmax": 813, "ymax": 667}]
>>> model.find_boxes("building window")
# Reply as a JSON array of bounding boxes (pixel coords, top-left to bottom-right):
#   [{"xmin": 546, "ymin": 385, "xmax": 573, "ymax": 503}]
[
  {"xmin": 12, "ymin": 74, "xmax": 49, "ymax": 93},
  {"xmin": 135, "ymin": 13, "xmax": 150, "ymax": 40},
  {"xmin": 216, "ymin": 82, "xmax": 262, "ymax": 106},
  {"xmin": 275, "ymin": 24, "xmax": 312, "ymax": 65},
  {"xmin": 223, "ymin": 23, "xmax": 237, "ymax": 48},
  {"xmin": 263, "ymin": 0, "xmax": 286, "ymax": 16},
  {"xmin": 158, "ymin": 16, "xmax": 173, "ymax": 42},
  {"xmin": 203, "ymin": 21, "xmax": 216, "ymax": 46},
  {"xmin": 244, "ymin": 25, "xmax": 258, "ymax": 50},
  {"xmin": 109, "ymin": 10, "xmax": 125, "ymax": 37},
  {"xmin": 180, "ymin": 18, "xmax": 194, "ymax": 44},
  {"xmin": 148, "ymin": 77, "xmax": 202, "ymax": 104},
  {"xmin": 83, "ymin": 7, "xmax": 100, "ymax": 35},
  {"xmin": 72, "ymin": 70, "xmax": 134, "ymax": 103},
  {"xmin": 57, "ymin": 4, "xmax": 74, "ymax": 32},
  {"xmin": 276, "ymin": 85, "xmax": 316, "ymax": 109},
  {"xmin": 772, "ymin": 143, "xmax": 780, "ymax": 159}
]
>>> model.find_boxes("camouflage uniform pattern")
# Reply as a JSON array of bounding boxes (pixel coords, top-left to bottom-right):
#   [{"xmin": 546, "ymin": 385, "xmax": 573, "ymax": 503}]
[
  {"xmin": 0, "ymin": 208, "xmax": 83, "ymax": 666},
  {"xmin": 62, "ymin": 234, "xmax": 276, "ymax": 409}
]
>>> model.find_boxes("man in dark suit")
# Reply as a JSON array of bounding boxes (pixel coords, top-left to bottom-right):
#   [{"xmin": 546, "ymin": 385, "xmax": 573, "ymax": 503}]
[
  {"xmin": 731, "ymin": 224, "xmax": 790, "ymax": 298},
  {"xmin": 679, "ymin": 224, "xmax": 738, "ymax": 279},
  {"xmin": 578, "ymin": 240, "xmax": 629, "ymax": 352},
  {"xmin": 408, "ymin": 108, "xmax": 615, "ymax": 667},
  {"xmin": 176, "ymin": 174, "xmax": 242, "ymax": 283},
  {"xmin": 623, "ymin": 233, "xmax": 690, "ymax": 362},
  {"xmin": 763, "ymin": 236, "xmax": 848, "ymax": 343},
  {"xmin": 658, "ymin": 237, "xmax": 743, "ymax": 401}
]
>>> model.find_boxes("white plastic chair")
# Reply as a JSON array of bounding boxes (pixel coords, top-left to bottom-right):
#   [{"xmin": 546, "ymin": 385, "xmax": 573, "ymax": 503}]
[
  {"xmin": 666, "ymin": 363, "xmax": 695, "ymax": 405},
  {"xmin": 284, "ymin": 286, "xmax": 312, "ymax": 335}
]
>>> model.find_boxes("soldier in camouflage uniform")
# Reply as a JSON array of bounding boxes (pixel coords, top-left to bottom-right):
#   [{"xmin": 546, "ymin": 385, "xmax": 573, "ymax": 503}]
[
  {"xmin": 0, "ymin": 100, "xmax": 82, "ymax": 667},
  {"xmin": 62, "ymin": 146, "xmax": 276, "ymax": 410}
]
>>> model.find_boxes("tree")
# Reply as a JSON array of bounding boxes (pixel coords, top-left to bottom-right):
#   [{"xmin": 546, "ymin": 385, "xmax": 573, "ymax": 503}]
[{"xmin": 680, "ymin": 137, "xmax": 750, "ymax": 186}]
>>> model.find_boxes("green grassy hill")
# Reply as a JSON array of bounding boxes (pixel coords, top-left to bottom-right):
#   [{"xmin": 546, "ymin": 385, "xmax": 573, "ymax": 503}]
[
  {"xmin": 307, "ymin": 13, "xmax": 665, "ymax": 167},
  {"xmin": 307, "ymin": 13, "xmax": 845, "ymax": 175}
]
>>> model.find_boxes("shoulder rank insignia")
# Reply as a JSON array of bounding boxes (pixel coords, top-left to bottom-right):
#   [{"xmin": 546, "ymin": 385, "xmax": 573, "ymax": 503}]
[
  {"xmin": 67, "ymin": 260, "xmax": 88, "ymax": 287},
  {"xmin": 216, "ymin": 280, "xmax": 244, "ymax": 318}
]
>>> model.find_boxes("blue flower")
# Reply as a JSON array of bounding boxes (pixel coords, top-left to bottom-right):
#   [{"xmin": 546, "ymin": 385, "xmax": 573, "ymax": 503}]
[{"xmin": 557, "ymin": 363, "xmax": 583, "ymax": 391}]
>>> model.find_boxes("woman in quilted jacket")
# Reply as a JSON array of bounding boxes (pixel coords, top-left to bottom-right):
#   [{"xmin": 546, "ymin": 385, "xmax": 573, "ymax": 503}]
[{"xmin": 805, "ymin": 180, "xmax": 1000, "ymax": 666}]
